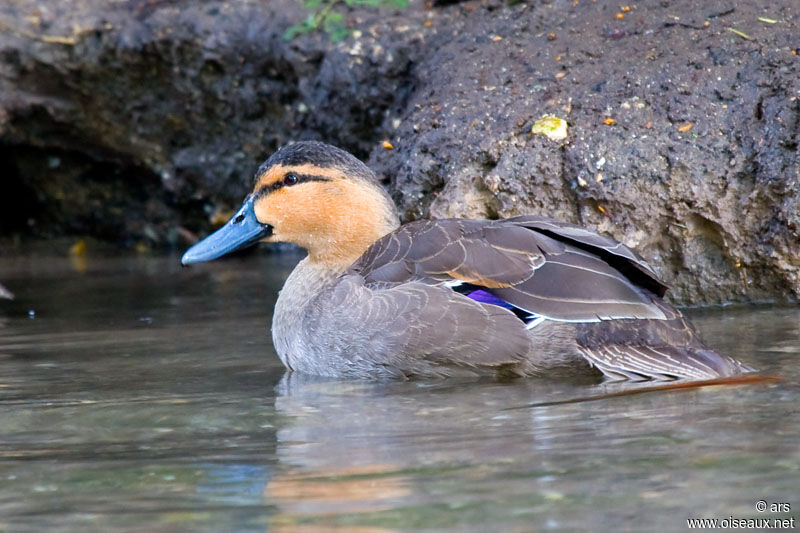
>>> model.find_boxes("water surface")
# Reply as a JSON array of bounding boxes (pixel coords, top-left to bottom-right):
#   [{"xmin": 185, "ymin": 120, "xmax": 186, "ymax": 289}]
[{"xmin": 0, "ymin": 254, "xmax": 798, "ymax": 532}]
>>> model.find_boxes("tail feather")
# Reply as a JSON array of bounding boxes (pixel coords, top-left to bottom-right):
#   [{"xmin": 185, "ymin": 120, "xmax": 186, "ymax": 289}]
[{"xmin": 579, "ymin": 344, "xmax": 753, "ymax": 381}]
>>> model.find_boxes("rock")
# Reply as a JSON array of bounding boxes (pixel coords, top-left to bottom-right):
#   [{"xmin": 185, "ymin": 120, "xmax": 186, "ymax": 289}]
[{"xmin": 1, "ymin": 0, "xmax": 798, "ymax": 304}]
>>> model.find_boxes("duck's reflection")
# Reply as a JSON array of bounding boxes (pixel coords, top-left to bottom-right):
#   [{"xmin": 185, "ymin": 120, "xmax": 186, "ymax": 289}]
[
  {"xmin": 266, "ymin": 374, "xmax": 416, "ymax": 525},
  {"xmin": 264, "ymin": 372, "xmax": 607, "ymax": 529}
]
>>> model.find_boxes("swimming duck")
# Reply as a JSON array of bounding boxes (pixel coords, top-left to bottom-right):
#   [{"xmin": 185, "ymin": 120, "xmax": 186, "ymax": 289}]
[{"xmin": 182, "ymin": 141, "xmax": 751, "ymax": 380}]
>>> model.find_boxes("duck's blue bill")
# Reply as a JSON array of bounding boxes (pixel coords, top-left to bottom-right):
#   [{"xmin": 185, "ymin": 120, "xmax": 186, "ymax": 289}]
[{"xmin": 181, "ymin": 195, "xmax": 272, "ymax": 265}]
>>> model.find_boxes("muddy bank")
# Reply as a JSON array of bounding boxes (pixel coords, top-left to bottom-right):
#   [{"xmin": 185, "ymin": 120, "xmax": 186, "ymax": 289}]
[{"xmin": 1, "ymin": 0, "xmax": 798, "ymax": 304}]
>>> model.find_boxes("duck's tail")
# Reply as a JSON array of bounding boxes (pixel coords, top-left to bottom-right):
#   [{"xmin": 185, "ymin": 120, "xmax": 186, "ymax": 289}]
[{"xmin": 578, "ymin": 342, "xmax": 754, "ymax": 381}]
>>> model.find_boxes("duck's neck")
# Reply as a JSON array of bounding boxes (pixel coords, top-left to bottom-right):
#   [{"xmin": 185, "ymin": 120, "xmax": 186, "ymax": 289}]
[
  {"xmin": 272, "ymin": 256, "xmax": 345, "ymax": 368},
  {"xmin": 306, "ymin": 231, "xmax": 387, "ymax": 269},
  {"xmin": 305, "ymin": 213, "xmax": 400, "ymax": 270},
  {"xmin": 279, "ymin": 256, "xmax": 343, "ymax": 308}
]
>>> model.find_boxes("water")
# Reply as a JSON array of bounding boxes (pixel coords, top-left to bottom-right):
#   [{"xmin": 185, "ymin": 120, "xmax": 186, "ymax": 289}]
[{"xmin": 0, "ymin": 254, "xmax": 798, "ymax": 532}]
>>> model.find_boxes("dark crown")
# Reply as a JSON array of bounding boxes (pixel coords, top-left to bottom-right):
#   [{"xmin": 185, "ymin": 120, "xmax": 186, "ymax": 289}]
[{"xmin": 256, "ymin": 141, "xmax": 376, "ymax": 183}]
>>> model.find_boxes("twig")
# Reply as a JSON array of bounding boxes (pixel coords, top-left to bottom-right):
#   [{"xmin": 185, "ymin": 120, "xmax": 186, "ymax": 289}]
[{"xmin": 503, "ymin": 374, "xmax": 780, "ymax": 410}]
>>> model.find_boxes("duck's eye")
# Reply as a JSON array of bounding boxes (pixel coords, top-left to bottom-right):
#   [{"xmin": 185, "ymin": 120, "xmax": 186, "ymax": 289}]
[{"xmin": 283, "ymin": 174, "xmax": 298, "ymax": 186}]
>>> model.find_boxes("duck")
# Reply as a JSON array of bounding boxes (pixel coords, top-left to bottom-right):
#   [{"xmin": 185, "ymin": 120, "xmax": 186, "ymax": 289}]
[{"xmin": 181, "ymin": 141, "xmax": 752, "ymax": 380}]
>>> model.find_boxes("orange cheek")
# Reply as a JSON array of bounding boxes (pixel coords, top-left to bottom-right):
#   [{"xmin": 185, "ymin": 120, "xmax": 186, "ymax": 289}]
[
  {"xmin": 254, "ymin": 190, "xmax": 336, "ymax": 245},
  {"xmin": 255, "ymin": 197, "xmax": 290, "ymax": 235}
]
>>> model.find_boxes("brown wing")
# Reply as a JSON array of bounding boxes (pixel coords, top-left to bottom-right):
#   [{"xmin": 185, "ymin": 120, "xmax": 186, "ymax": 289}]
[
  {"xmin": 506, "ymin": 216, "xmax": 668, "ymax": 297},
  {"xmin": 352, "ymin": 218, "xmax": 667, "ymax": 322}
]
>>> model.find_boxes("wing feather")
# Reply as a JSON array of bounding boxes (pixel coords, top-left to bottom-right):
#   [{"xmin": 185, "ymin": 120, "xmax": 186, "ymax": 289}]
[
  {"xmin": 578, "ymin": 344, "xmax": 749, "ymax": 381},
  {"xmin": 507, "ymin": 215, "xmax": 668, "ymax": 297},
  {"xmin": 573, "ymin": 310, "xmax": 752, "ymax": 380},
  {"xmin": 352, "ymin": 217, "xmax": 667, "ymax": 322}
]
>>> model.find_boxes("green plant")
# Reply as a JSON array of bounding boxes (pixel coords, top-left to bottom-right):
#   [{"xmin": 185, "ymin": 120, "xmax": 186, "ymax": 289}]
[{"xmin": 284, "ymin": 0, "xmax": 410, "ymax": 42}]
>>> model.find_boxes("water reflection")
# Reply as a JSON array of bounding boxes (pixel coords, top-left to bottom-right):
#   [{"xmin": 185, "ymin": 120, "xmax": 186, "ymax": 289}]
[
  {"xmin": 0, "ymin": 254, "xmax": 797, "ymax": 532},
  {"xmin": 267, "ymin": 353, "xmax": 798, "ymax": 531}
]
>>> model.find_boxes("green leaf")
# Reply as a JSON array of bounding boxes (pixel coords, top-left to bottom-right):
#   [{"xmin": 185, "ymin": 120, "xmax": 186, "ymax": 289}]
[
  {"xmin": 322, "ymin": 11, "xmax": 344, "ymax": 32},
  {"xmin": 330, "ymin": 26, "xmax": 353, "ymax": 41},
  {"xmin": 324, "ymin": 11, "xmax": 344, "ymax": 24},
  {"xmin": 283, "ymin": 23, "xmax": 308, "ymax": 40},
  {"xmin": 286, "ymin": 0, "xmax": 410, "ymax": 42},
  {"xmin": 304, "ymin": 12, "xmax": 319, "ymax": 29},
  {"xmin": 283, "ymin": 13, "xmax": 318, "ymax": 40}
]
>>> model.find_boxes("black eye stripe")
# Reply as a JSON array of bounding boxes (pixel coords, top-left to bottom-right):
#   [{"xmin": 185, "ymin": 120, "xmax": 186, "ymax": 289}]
[{"xmin": 255, "ymin": 174, "xmax": 331, "ymax": 199}]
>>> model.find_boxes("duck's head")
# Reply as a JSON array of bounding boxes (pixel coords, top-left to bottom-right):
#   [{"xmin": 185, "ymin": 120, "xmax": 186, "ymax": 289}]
[{"xmin": 181, "ymin": 141, "xmax": 400, "ymax": 268}]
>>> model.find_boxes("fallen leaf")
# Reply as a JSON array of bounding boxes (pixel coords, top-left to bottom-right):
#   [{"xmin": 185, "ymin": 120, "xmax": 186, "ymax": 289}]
[{"xmin": 531, "ymin": 115, "xmax": 568, "ymax": 141}]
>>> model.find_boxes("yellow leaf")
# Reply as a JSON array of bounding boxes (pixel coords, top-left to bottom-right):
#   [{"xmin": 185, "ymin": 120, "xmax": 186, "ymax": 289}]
[{"xmin": 531, "ymin": 115, "xmax": 568, "ymax": 141}]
